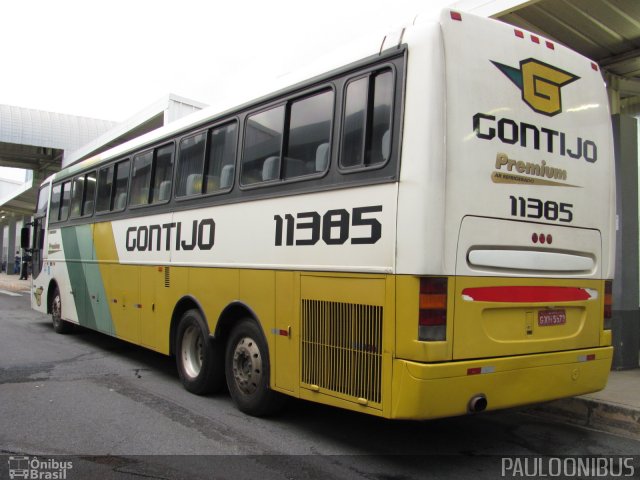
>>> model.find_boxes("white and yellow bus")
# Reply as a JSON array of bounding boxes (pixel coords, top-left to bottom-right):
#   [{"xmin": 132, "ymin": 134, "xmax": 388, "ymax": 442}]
[{"xmin": 24, "ymin": 9, "xmax": 615, "ymax": 419}]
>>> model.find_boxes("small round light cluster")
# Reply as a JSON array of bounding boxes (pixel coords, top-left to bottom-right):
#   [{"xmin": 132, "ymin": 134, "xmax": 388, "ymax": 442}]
[{"xmin": 532, "ymin": 233, "xmax": 553, "ymax": 244}]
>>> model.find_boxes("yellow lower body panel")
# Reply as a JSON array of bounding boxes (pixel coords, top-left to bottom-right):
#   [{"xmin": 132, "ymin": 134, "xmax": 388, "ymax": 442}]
[{"xmin": 390, "ymin": 346, "xmax": 613, "ymax": 420}]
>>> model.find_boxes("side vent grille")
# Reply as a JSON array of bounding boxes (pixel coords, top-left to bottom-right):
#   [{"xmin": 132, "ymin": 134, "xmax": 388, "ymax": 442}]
[
  {"xmin": 164, "ymin": 267, "xmax": 170, "ymax": 288},
  {"xmin": 301, "ymin": 299, "xmax": 383, "ymax": 406}
]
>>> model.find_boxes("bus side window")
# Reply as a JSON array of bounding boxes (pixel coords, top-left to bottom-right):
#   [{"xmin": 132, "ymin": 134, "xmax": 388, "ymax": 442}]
[
  {"xmin": 113, "ymin": 159, "xmax": 131, "ymax": 211},
  {"xmin": 71, "ymin": 172, "xmax": 97, "ymax": 218},
  {"xmin": 285, "ymin": 90, "xmax": 333, "ymax": 179},
  {"xmin": 50, "ymin": 184, "xmax": 61, "ymax": 221},
  {"xmin": 131, "ymin": 151, "xmax": 153, "ymax": 206},
  {"xmin": 242, "ymin": 106, "xmax": 285, "ymax": 185},
  {"xmin": 177, "ymin": 132, "xmax": 207, "ymax": 197},
  {"xmin": 205, "ymin": 121, "xmax": 238, "ymax": 193},
  {"xmin": 59, "ymin": 182, "xmax": 71, "ymax": 221},
  {"xmin": 340, "ymin": 68, "xmax": 394, "ymax": 169},
  {"xmin": 152, "ymin": 144, "xmax": 174, "ymax": 203},
  {"xmin": 83, "ymin": 171, "xmax": 96, "ymax": 216},
  {"xmin": 37, "ymin": 184, "xmax": 50, "ymax": 216},
  {"xmin": 70, "ymin": 175, "xmax": 85, "ymax": 218},
  {"xmin": 96, "ymin": 165, "xmax": 114, "ymax": 212}
]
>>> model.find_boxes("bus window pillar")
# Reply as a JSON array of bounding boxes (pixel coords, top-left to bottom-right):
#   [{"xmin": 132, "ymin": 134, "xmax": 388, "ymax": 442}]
[{"xmin": 612, "ymin": 113, "xmax": 640, "ymax": 370}]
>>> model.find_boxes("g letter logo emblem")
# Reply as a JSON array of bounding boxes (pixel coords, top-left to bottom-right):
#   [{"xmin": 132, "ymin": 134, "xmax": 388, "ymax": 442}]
[{"xmin": 491, "ymin": 58, "xmax": 579, "ymax": 116}]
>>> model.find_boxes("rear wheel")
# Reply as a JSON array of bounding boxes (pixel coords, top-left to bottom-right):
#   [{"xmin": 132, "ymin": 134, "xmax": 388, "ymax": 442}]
[
  {"xmin": 176, "ymin": 309, "xmax": 224, "ymax": 395},
  {"xmin": 51, "ymin": 286, "xmax": 73, "ymax": 334},
  {"xmin": 225, "ymin": 318, "xmax": 285, "ymax": 416}
]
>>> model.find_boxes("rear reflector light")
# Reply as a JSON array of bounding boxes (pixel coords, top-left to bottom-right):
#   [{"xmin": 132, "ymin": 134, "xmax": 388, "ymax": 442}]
[
  {"xmin": 578, "ymin": 354, "xmax": 596, "ymax": 362},
  {"xmin": 604, "ymin": 280, "xmax": 613, "ymax": 330},
  {"xmin": 462, "ymin": 286, "xmax": 591, "ymax": 303},
  {"xmin": 467, "ymin": 366, "xmax": 495, "ymax": 375},
  {"xmin": 450, "ymin": 11, "xmax": 462, "ymax": 21},
  {"xmin": 514, "ymin": 29, "xmax": 524, "ymax": 38},
  {"xmin": 591, "ymin": 62, "xmax": 599, "ymax": 71},
  {"xmin": 531, "ymin": 35, "xmax": 540, "ymax": 44},
  {"xmin": 419, "ymin": 277, "xmax": 447, "ymax": 341}
]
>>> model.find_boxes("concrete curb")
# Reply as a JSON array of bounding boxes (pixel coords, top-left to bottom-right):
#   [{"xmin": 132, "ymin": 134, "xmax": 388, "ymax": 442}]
[
  {"xmin": 0, "ymin": 274, "xmax": 30, "ymax": 293},
  {"xmin": 527, "ymin": 396, "xmax": 640, "ymax": 440}
]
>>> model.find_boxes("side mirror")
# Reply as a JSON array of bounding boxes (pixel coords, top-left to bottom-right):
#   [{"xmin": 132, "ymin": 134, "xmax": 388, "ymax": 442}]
[{"xmin": 20, "ymin": 227, "xmax": 30, "ymax": 249}]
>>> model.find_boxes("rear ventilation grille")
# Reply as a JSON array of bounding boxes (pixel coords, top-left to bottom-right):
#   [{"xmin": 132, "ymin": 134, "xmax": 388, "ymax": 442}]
[
  {"xmin": 164, "ymin": 267, "xmax": 170, "ymax": 288},
  {"xmin": 301, "ymin": 299, "xmax": 383, "ymax": 406}
]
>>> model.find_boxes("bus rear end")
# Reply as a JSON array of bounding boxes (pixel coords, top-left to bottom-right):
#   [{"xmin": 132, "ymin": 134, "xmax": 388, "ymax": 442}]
[{"xmin": 391, "ymin": 10, "xmax": 614, "ymax": 419}]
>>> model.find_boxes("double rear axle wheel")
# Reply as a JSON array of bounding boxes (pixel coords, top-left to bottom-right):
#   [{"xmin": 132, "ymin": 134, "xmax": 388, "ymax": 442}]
[{"xmin": 175, "ymin": 311, "xmax": 284, "ymax": 416}]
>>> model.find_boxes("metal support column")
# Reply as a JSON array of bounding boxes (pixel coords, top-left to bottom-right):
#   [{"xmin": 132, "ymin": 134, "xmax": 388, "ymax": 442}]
[
  {"xmin": 0, "ymin": 224, "xmax": 4, "ymax": 272},
  {"xmin": 612, "ymin": 114, "xmax": 640, "ymax": 369},
  {"xmin": 7, "ymin": 220, "xmax": 16, "ymax": 275}
]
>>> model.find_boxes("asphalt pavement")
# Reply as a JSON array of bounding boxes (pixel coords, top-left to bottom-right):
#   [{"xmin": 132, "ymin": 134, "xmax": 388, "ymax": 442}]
[
  {"xmin": 2, "ymin": 271, "xmax": 637, "ymax": 440},
  {"xmin": 1, "ymin": 294, "xmax": 639, "ymax": 478}
]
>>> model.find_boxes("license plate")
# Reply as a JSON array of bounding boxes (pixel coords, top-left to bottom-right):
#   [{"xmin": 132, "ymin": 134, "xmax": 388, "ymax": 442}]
[{"xmin": 538, "ymin": 309, "xmax": 566, "ymax": 326}]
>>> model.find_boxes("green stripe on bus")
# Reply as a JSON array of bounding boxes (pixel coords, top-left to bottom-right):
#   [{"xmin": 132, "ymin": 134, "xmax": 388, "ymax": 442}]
[{"xmin": 61, "ymin": 225, "xmax": 114, "ymax": 334}]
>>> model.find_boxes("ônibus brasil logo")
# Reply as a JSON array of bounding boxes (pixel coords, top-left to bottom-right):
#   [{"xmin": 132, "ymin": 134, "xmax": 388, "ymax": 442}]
[{"xmin": 491, "ymin": 58, "xmax": 579, "ymax": 117}]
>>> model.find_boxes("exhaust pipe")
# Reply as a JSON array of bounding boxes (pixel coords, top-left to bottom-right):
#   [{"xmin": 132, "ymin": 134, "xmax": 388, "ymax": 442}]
[{"xmin": 468, "ymin": 394, "xmax": 488, "ymax": 413}]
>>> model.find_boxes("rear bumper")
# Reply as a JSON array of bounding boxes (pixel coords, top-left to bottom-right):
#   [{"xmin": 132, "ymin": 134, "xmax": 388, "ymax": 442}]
[{"xmin": 390, "ymin": 346, "xmax": 613, "ymax": 419}]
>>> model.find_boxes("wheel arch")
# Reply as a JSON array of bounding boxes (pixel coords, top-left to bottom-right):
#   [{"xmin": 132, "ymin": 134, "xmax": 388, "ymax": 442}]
[
  {"xmin": 169, "ymin": 298, "xmax": 268, "ymax": 357},
  {"xmin": 46, "ymin": 279, "xmax": 59, "ymax": 315},
  {"xmin": 214, "ymin": 301, "xmax": 267, "ymax": 353}
]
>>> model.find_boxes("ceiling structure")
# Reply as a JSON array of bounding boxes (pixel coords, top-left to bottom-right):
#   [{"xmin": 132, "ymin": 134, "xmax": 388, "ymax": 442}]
[
  {"xmin": 0, "ymin": 95, "xmax": 205, "ymax": 225},
  {"xmin": 494, "ymin": 0, "xmax": 640, "ymax": 114}
]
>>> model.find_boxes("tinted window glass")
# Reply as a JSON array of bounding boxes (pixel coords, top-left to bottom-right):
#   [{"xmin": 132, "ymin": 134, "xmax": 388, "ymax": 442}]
[
  {"xmin": 341, "ymin": 77, "xmax": 367, "ymax": 168},
  {"xmin": 205, "ymin": 122, "xmax": 237, "ymax": 193},
  {"xmin": 152, "ymin": 144, "xmax": 174, "ymax": 203},
  {"xmin": 340, "ymin": 68, "xmax": 394, "ymax": 169},
  {"xmin": 370, "ymin": 70, "xmax": 393, "ymax": 165},
  {"xmin": 37, "ymin": 184, "xmax": 50, "ymax": 216},
  {"xmin": 113, "ymin": 160, "xmax": 130, "ymax": 210},
  {"xmin": 50, "ymin": 184, "xmax": 61, "ymax": 221},
  {"xmin": 70, "ymin": 176, "xmax": 85, "ymax": 218},
  {"xmin": 59, "ymin": 182, "xmax": 71, "ymax": 221},
  {"xmin": 83, "ymin": 172, "xmax": 96, "ymax": 216},
  {"xmin": 242, "ymin": 106, "xmax": 284, "ymax": 185},
  {"xmin": 177, "ymin": 132, "xmax": 206, "ymax": 197},
  {"xmin": 286, "ymin": 90, "xmax": 333, "ymax": 178},
  {"xmin": 96, "ymin": 165, "xmax": 114, "ymax": 212},
  {"xmin": 131, "ymin": 151, "xmax": 153, "ymax": 206}
]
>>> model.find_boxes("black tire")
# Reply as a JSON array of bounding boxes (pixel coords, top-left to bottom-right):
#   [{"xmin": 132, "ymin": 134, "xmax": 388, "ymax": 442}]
[
  {"xmin": 175, "ymin": 309, "xmax": 224, "ymax": 395},
  {"xmin": 225, "ymin": 318, "xmax": 286, "ymax": 416},
  {"xmin": 51, "ymin": 286, "xmax": 73, "ymax": 334}
]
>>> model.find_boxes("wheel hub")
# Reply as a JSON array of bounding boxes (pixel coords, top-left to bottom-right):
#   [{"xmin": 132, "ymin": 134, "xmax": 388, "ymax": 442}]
[
  {"xmin": 181, "ymin": 324, "xmax": 204, "ymax": 379},
  {"xmin": 232, "ymin": 337, "xmax": 262, "ymax": 395}
]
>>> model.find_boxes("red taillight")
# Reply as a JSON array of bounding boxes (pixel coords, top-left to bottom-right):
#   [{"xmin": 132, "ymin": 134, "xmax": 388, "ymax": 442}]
[
  {"xmin": 419, "ymin": 277, "xmax": 447, "ymax": 341},
  {"xmin": 604, "ymin": 280, "xmax": 613, "ymax": 329},
  {"xmin": 450, "ymin": 11, "xmax": 462, "ymax": 21}
]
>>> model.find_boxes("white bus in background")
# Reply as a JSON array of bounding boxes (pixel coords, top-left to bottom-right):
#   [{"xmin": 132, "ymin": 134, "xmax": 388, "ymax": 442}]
[{"xmin": 24, "ymin": 9, "xmax": 615, "ymax": 419}]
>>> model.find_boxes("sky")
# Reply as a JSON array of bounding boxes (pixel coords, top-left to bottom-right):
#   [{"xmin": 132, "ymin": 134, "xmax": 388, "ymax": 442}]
[{"xmin": 0, "ymin": 0, "xmax": 460, "ymax": 123}]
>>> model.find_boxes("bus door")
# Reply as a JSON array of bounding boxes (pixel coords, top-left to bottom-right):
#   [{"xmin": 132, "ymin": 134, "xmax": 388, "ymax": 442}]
[{"xmin": 30, "ymin": 183, "xmax": 51, "ymax": 280}]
